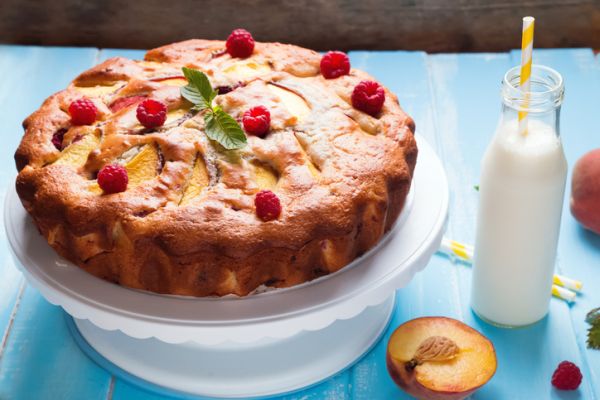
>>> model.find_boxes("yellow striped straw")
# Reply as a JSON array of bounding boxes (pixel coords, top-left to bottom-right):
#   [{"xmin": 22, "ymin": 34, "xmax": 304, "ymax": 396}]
[
  {"xmin": 518, "ymin": 16, "xmax": 535, "ymax": 136},
  {"xmin": 553, "ymin": 274, "xmax": 583, "ymax": 292},
  {"xmin": 552, "ymin": 285, "xmax": 576, "ymax": 303},
  {"xmin": 438, "ymin": 236, "xmax": 583, "ymax": 299},
  {"xmin": 440, "ymin": 237, "xmax": 474, "ymax": 261}
]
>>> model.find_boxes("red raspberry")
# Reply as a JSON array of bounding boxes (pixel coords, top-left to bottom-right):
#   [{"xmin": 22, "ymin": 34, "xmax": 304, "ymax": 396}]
[
  {"xmin": 255, "ymin": 190, "xmax": 281, "ymax": 221},
  {"xmin": 243, "ymin": 106, "xmax": 271, "ymax": 137},
  {"xmin": 110, "ymin": 95, "xmax": 146, "ymax": 113},
  {"xmin": 136, "ymin": 99, "xmax": 167, "ymax": 129},
  {"xmin": 320, "ymin": 51, "xmax": 351, "ymax": 79},
  {"xmin": 97, "ymin": 164, "xmax": 128, "ymax": 194},
  {"xmin": 216, "ymin": 82, "xmax": 244, "ymax": 95},
  {"xmin": 226, "ymin": 29, "xmax": 255, "ymax": 58},
  {"xmin": 69, "ymin": 98, "xmax": 98, "ymax": 125},
  {"xmin": 552, "ymin": 361, "xmax": 582, "ymax": 390},
  {"xmin": 351, "ymin": 80, "xmax": 385, "ymax": 117},
  {"xmin": 51, "ymin": 128, "xmax": 67, "ymax": 150}
]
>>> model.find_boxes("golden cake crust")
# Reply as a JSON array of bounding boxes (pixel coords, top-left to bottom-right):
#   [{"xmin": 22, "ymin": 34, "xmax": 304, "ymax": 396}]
[{"xmin": 15, "ymin": 39, "xmax": 417, "ymax": 296}]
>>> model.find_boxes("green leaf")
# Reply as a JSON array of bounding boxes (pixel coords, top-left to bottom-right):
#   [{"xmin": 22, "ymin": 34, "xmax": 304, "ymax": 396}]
[
  {"xmin": 588, "ymin": 319, "xmax": 600, "ymax": 350},
  {"xmin": 474, "ymin": 185, "xmax": 480, "ymax": 191},
  {"xmin": 179, "ymin": 67, "xmax": 247, "ymax": 150},
  {"xmin": 181, "ymin": 67, "xmax": 216, "ymax": 110},
  {"xmin": 204, "ymin": 109, "xmax": 247, "ymax": 150},
  {"xmin": 586, "ymin": 307, "xmax": 600, "ymax": 324},
  {"xmin": 180, "ymin": 86, "xmax": 209, "ymax": 110}
]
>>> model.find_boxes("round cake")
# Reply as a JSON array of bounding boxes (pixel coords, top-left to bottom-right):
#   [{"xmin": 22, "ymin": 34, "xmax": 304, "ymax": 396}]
[{"xmin": 14, "ymin": 32, "xmax": 417, "ymax": 297}]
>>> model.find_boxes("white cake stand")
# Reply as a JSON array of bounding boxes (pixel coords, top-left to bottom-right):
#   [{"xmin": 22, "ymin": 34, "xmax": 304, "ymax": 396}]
[{"xmin": 5, "ymin": 135, "xmax": 448, "ymax": 398}]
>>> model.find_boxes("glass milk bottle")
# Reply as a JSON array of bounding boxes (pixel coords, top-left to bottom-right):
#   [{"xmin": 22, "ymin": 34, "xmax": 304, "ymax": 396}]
[{"xmin": 471, "ymin": 65, "xmax": 567, "ymax": 327}]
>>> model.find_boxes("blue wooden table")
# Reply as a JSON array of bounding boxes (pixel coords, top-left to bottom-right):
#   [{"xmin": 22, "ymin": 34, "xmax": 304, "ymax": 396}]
[{"xmin": 0, "ymin": 45, "xmax": 599, "ymax": 399}]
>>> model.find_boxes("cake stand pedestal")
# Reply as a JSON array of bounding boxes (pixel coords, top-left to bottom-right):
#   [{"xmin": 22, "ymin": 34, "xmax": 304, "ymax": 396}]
[
  {"xmin": 6, "ymin": 135, "xmax": 447, "ymax": 399},
  {"xmin": 68, "ymin": 295, "xmax": 395, "ymax": 398}
]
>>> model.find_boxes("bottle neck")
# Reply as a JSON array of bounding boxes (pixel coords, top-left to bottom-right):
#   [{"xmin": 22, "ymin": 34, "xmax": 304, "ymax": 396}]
[
  {"xmin": 499, "ymin": 103, "xmax": 562, "ymax": 138},
  {"xmin": 500, "ymin": 65, "xmax": 564, "ymax": 137}
]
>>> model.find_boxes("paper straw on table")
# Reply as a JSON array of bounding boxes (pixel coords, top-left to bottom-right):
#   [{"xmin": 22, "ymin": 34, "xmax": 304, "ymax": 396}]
[
  {"xmin": 518, "ymin": 16, "xmax": 535, "ymax": 136},
  {"xmin": 553, "ymin": 274, "xmax": 583, "ymax": 292},
  {"xmin": 438, "ymin": 237, "xmax": 583, "ymax": 297},
  {"xmin": 552, "ymin": 285, "xmax": 576, "ymax": 303},
  {"xmin": 440, "ymin": 237, "xmax": 474, "ymax": 262}
]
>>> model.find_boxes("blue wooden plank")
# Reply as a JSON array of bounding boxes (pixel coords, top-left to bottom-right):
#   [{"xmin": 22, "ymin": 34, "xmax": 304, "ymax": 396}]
[
  {"xmin": 111, "ymin": 373, "xmax": 350, "ymax": 400},
  {"xmin": 0, "ymin": 46, "xmax": 39, "ymax": 349},
  {"xmin": 0, "ymin": 287, "xmax": 112, "ymax": 399},
  {"xmin": 514, "ymin": 48, "xmax": 600, "ymax": 399},
  {"xmin": 427, "ymin": 53, "xmax": 511, "ymax": 245},
  {"xmin": 1, "ymin": 45, "xmax": 598, "ymax": 399},
  {"xmin": 418, "ymin": 59, "xmax": 516, "ymax": 400},
  {"xmin": 0, "ymin": 45, "xmax": 101, "ymax": 347},
  {"xmin": 282, "ymin": 374, "xmax": 351, "ymax": 400},
  {"xmin": 427, "ymin": 51, "xmax": 596, "ymax": 398},
  {"xmin": 98, "ymin": 48, "xmax": 147, "ymax": 62},
  {"xmin": 346, "ymin": 51, "xmax": 464, "ymax": 400},
  {"xmin": 111, "ymin": 380, "xmax": 173, "ymax": 400},
  {"xmin": 423, "ymin": 52, "xmax": 510, "ymax": 399},
  {"xmin": 0, "ymin": 45, "xmax": 113, "ymax": 399},
  {"xmin": 349, "ymin": 51, "xmax": 437, "ymax": 147}
]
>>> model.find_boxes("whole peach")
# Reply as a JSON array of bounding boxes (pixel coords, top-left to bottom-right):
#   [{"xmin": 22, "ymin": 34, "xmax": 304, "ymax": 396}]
[{"xmin": 571, "ymin": 149, "xmax": 600, "ymax": 234}]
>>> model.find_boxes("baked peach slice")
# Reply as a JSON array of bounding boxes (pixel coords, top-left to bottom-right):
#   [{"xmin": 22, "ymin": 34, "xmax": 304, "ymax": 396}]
[
  {"xmin": 151, "ymin": 76, "xmax": 188, "ymax": 87},
  {"xmin": 224, "ymin": 61, "xmax": 271, "ymax": 81},
  {"xmin": 74, "ymin": 81, "xmax": 124, "ymax": 98},
  {"xmin": 386, "ymin": 317, "xmax": 496, "ymax": 400},
  {"xmin": 54, "ymin": 132, "xmax": 100, "ymax": 167},
  {"xmin": 180, "ymin": 154, "xmax": 210, "ymax": 205},
  {"xmin": 267, "ymin": 83, "xmax": 310, "ymax": 122},
  {"xmin": 251, "ymin": 160, "xmax": 278, "ymax": 190},
  {"xmin": 88, "ymin": 144, "xmax": 160, "ymax": 194},
  {"xmin": 125, "ymin": 144, "xmax": 160, "ymax": 187}
]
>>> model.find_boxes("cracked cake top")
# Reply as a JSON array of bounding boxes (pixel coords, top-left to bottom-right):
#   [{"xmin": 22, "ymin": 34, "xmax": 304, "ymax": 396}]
[{"xmin": 14, "ymin": 31, "xmax": 417, "ymax": 296}]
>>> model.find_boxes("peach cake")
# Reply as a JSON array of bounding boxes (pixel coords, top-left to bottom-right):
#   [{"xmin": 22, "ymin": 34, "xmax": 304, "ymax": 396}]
[{"xmin": 14, "ymin": 30, "xmax": 417, "ymax": 296}]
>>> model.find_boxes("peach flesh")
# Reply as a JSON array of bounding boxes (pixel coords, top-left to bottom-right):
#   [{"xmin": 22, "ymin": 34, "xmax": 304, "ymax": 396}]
[{"xmin": 386, "ymin": 317, "xmax": 497, "ymax": 400}]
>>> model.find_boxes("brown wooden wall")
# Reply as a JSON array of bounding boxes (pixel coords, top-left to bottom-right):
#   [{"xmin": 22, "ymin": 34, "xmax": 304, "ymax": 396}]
[{"xmin": 1, "ymin": 0, "xmax": 598, "ymax": 52}]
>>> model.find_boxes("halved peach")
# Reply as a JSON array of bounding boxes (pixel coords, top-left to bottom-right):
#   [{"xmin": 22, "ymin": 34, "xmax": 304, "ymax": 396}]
[{"xmin": 386, "ymin": 317, "xmax": 496, "ymax": 400}]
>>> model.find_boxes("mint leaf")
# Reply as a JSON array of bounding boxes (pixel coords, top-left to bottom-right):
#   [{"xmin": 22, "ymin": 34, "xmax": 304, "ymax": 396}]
[
  {"xmin": 588, "ymin": 319, "xmax": 600, "ymax": 350},
  {"xmin": 204, "ymin": 108, "xmax": 247, "ymax": 150},
  {"xmin": 181, "ymin": 67, "xmax": 216, "ymax": 110},
  {"xmin": 474, "ymin": 185, "xmax": 480, "ymax": 191},
  {"xmin": 180, "ymin": 67, "xmax": 247, "ymax": 150},
  {"xmin": 586, "ymin": 307, "xmax": 600, "ymax": 324}
]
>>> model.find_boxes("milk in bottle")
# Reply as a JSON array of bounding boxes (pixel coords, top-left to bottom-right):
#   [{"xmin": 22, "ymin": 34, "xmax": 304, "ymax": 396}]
[{"xmin": 471, "ymin": 65, "xmax": 567, "ymax": 327}]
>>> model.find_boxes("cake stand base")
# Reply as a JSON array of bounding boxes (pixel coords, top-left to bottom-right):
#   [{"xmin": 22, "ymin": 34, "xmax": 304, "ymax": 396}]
[{"xmin": 68, "ymin": 294, "xmax": 395, "ymax": 399}]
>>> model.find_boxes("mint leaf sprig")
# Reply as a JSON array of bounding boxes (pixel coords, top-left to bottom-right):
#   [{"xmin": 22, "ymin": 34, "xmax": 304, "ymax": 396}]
[
  {"xmin": 181, "ymin": 67, "xmax": 247, "ymax": 150},
  {"xmin": 587, "ymin": 307, "xmax": 600, "ymax": 350},
  {"xmin": 589, "ymin": 320, "xmax": 600, "ymax": 350}
]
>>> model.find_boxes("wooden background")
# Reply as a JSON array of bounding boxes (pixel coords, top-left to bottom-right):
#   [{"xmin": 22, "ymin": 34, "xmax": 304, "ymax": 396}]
[{"xmin": 0, "ymin": 0, "xmax": 598, "ymax": 52}]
